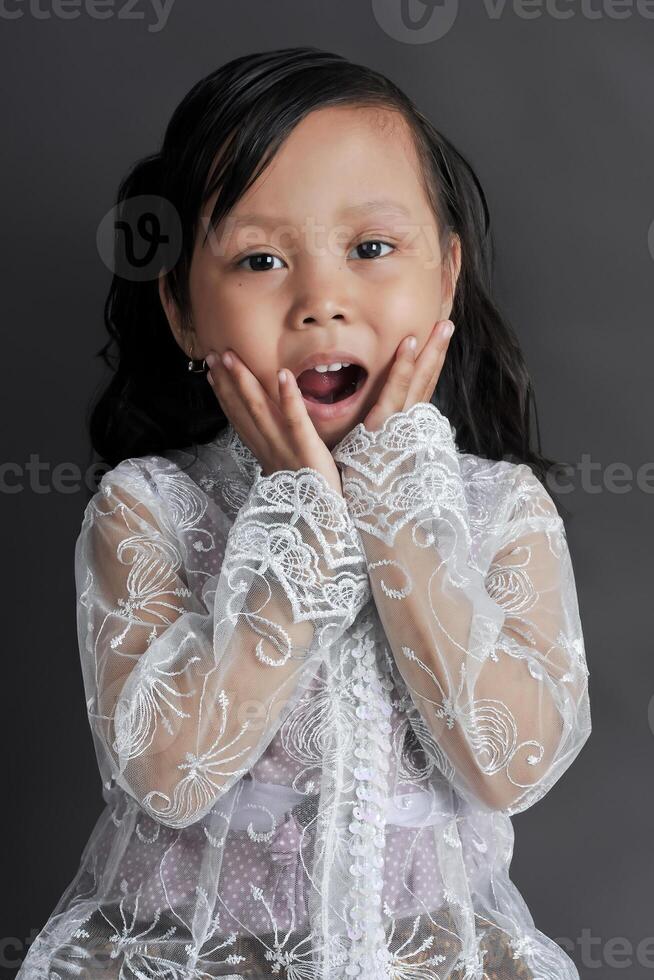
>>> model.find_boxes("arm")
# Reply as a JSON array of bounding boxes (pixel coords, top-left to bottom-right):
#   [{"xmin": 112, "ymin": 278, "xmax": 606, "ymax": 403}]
[
  {"xmin": 332, "ymin": 402, "xmax": 591, "ymax": 815},
  {"xmin": 75, "ymin": 459, "xmax": 371, "ymax": 829}
]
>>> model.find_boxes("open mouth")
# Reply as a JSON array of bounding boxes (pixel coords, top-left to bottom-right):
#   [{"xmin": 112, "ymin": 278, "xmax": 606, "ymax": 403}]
[{"xmin": 296, "ymin": 364, "xmax": 368, "ymax": 404}]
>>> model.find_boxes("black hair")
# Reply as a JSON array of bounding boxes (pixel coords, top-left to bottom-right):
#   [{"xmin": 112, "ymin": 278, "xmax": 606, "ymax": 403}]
[{"xmin": 88, "ymin": 45, "xmax": 568, "ymax": 514}]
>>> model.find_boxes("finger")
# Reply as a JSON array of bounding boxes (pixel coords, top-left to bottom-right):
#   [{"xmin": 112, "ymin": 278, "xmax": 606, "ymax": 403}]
[
  {"xmin": 209, "ymin": 352, "xmax": 284, "ymax": 456},
  {"xmin": 206, "ymin": 357, "xmax": 241, "ymax": 424},
  {"xmin": 223, "ymin": 350, "xmax": 279, "ymax": 436},
  {"xmin": 364, "ymin": 335, "xmax": 417, "ymax": 430},
  {"xmin": 405, "ymin": 320, "xmax": 454, "ymax": 406},
  {"xmin": 405, "ymin": 337, "xmax": 444, "ymax": 405},
  {"xmin": 277, "ymin": 369, "xmax": 318, "ymax": 447}
]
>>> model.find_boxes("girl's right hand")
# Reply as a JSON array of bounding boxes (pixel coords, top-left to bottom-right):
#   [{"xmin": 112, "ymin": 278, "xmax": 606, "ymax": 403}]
[{"xmin": 205, "ymin": 348, "xmax": 344, "ymax": 498}]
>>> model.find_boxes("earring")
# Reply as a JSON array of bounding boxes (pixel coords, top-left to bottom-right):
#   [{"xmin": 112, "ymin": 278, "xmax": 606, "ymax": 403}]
[{"xmin": 187, "ymin": 340, "xmax": 207, "ymax": 373}]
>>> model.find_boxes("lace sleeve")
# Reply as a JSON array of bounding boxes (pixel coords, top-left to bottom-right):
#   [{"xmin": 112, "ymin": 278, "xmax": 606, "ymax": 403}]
[
  {"xmin": 75, "ymin": 459, "xmax": 371, "ymax": 830},
  {"xmin": 332, "ymin": 402, "xmax": 591, "ymax": 815}
]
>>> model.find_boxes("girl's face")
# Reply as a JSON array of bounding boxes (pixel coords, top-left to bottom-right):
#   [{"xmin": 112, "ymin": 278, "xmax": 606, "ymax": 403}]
[{"xmin": 161, "ymin": 105, "xmax": 461, "ymax": 448}]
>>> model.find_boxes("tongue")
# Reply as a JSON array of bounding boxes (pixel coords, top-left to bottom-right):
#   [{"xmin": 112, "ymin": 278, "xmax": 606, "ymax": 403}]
[{"xmin": 296, "ymin": 367, "xmax": 351, "ymax": 400}]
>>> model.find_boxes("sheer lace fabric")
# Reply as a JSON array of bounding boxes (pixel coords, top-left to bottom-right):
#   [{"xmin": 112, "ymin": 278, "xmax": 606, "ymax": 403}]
[{"xmin": 17, "ymin": 402, "xmax": 591, "ymax": 980}]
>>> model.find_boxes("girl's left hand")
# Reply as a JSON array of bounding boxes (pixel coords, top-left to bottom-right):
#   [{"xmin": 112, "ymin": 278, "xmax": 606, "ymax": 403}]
[{"xmin": 360, "ymin": 319, "xmax": 455, "ymax": 433}]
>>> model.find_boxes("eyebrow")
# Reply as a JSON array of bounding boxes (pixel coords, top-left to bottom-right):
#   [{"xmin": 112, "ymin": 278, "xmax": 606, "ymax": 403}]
[{"xmin": 225, "ymin": 198, "xmax": 413, "ymax": 228}]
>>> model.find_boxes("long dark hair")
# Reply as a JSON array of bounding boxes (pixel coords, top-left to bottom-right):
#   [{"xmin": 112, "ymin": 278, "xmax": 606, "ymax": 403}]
[{"xmin": 88, "ymin": 46, "xmax": 567, "ymax": 512}]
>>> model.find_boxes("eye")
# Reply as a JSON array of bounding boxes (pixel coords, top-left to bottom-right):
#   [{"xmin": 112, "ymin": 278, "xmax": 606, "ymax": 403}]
[
  {"xmin": 236, "ymin": 240, "xmax": 396, "ymax": 270},
  {"xmin": 236, "ymin": 252, "xmax": 286, "ymax": 272},
  {"xmin": 349, "ymin": 239, "xmax": 396, "ymax": 261}
]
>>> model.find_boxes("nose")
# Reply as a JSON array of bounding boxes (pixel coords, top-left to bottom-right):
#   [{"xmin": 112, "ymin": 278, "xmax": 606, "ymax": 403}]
[
  {"xmin": 290, "ymin": 263, "xmax": 353, "ymax": 331},
  {"xmin": 292, "ymin": 297, "xmax": 350, "ymax": 334},
  {"xmin": 299, "ymin": 309, "xmax": 346, "ymax": 328}
]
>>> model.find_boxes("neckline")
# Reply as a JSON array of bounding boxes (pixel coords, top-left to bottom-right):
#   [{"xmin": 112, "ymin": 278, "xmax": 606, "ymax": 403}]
[{"xmin": 203, "ymin": 423, "xmax": 261, "ymax": 481}]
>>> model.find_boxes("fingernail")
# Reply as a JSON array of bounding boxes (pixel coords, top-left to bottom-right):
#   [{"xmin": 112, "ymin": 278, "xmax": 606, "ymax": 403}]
[
  {"xmin": 407, "ymin": 336, "xmax": 417, "ymax": 351},
  {"xmin": 278, "ymin": 369, "xmax": 287, "ymax": 384},
  {"xmin": 205, "ymin": 352, "xmax": 215, "ymax": 367},
  {"xmin": 222, "ymin": 352, "xmax": 234, "ymax": 368},
  {"xmin": 441, "ymin": 321, "xmax": 455, "ymax": 340}
]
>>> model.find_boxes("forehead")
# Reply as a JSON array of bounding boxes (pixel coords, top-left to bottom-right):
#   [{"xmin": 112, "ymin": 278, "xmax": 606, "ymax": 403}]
[{"xmin": 206, "ymin": 105, "xmax": 434, "ymax": 228}]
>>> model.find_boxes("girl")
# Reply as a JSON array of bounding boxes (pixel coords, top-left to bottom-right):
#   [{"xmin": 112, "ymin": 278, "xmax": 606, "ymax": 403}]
[{"xmin": 19, "ymin": 47, "xmax": 591, "ymax": 980}]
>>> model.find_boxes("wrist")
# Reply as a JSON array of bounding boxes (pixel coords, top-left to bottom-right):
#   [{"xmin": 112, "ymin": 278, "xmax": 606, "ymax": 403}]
[
  {"xmin": 258, "ymin": 464, "xmax": 343, "ymax": 499},
  {"xmin": 332, "ymin": 402, "xmax": 455, "ymax": 487}
]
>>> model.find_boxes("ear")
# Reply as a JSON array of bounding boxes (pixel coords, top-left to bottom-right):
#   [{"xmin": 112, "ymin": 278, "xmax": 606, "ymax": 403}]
[
  {"xmin": 440, "ymin": 232, "xmax": 462, "ymax": 321},
  {"xmin": 158, "ymin": 271, "xmax": 189, "ymax": 355}
]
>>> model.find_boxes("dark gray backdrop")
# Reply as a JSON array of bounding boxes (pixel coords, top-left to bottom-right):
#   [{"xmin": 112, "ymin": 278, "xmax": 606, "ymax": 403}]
[{"xmin": 3, "ymin": 2, "xmax": 652, "ymax": 977}]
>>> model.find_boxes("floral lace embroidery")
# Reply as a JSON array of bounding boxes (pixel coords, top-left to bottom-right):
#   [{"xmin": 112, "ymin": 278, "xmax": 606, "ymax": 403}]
[{"xmin": 332, "ymin": 401, "xmax": 465, "ymax": 547}]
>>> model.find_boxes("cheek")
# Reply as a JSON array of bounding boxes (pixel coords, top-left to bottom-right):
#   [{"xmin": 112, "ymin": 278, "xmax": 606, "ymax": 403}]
[
  {"xmin": 373, "ymin": 282, "xmax": 438, "ymax": 348},
  {"xmin": 364, "ymin": 285, "xmax": 438, "ymax": 405},
  {"xmin": 189, "ymin": 271, "xmax": 278, "ymax": 373},
  {"xmin": 217, "ymin": 323, "xmax": 279, "ymax": 393},
  {"xmin": 238, "ymin": 338, "xmax": 280, "ymax": 396}
]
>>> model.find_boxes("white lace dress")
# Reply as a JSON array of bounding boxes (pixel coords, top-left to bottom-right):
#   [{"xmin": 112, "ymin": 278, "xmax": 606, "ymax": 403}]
[{"xmin": 17, "ymin": 402, "xmax": 591, "ymax": 980}]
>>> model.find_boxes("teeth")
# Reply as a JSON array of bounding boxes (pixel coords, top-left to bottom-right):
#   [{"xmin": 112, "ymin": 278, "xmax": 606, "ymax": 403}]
[{"xmin": 315, "ymin": 362, "xmax": 344, "ymax": 373}]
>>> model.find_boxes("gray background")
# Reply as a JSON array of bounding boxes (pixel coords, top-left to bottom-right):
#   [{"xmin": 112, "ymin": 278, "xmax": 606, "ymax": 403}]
[{"xmin": 2, "ymin": 2, "xmax": 653, "ymax": 977}]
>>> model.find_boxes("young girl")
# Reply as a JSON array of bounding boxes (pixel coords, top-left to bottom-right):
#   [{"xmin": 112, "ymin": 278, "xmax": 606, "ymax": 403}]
[{"xmin": 19, "ymin": 47, "xmax": 591, "ymax": 980}]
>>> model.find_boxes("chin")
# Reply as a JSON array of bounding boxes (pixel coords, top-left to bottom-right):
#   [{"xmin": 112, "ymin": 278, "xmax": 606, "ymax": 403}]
[{"xmin": 312, "ymin": 412, "xmax": 367, "ymax": 449}]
